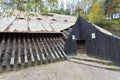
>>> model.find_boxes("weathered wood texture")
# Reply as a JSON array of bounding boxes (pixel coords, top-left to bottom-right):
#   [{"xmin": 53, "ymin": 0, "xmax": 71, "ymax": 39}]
[
  {"xmin": 0, "ymin": 33, "xmax": 66, "ymax": 68},
  {"xmin": 64, "ymin": 16, "xmax": 120, "ymax": 66}
]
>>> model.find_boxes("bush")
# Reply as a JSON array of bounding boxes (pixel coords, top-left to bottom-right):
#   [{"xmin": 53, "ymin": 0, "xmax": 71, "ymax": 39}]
[
  {"xmin": 88, "ymin": 3, "xmax": 105, "ymax": 24},
  {"xmin": 95, "ymin": 19, "xmax": 113, "ymax": 27},
  {"xmin": 112, "ymin": 19, "xmax": 120, "ymax": 25}
]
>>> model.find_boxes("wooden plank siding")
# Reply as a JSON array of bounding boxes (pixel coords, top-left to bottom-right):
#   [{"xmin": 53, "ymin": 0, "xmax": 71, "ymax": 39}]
[{"xmin": 64, "ymin": 16, "xmax": 120, "ymax": 66}]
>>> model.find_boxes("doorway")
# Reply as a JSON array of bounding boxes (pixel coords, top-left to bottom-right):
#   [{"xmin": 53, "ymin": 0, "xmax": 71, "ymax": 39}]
[{"xmin": 76, "ymin": 40, "xmax": 86, "ymax": 54}]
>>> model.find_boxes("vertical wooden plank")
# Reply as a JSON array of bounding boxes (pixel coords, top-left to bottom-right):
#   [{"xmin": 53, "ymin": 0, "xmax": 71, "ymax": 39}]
[
  {"xmin": 10, "ymin": 37, "xmax": 16, "ymax": 66},
  {"xmin": 27, "ymin": 37, "xmax": 35, "ymax": 62},
  {"xmin": 35, "ymin": 37, "xmax": 46, "ymax": 63},
  {"xmin": 39, "ymin": 37, "xmax": 49, "ymax": 57},
  {"xmin": 23, "ymin": 36, "xmax": 28, "ymax": 64},
  {"xmin": 39, "ymin": 37, "xmax": 50, "ymax": 62},
  {"xmin": 18, "ymin": 36, "xmax": 21, "ymax": 65},
  {"xmin": 32, "ymin": 37, "xmax": 41, "ymax": 61},
  {"xmin": 0, "ymin": 39, "xmax": 5, "ymax": 58},
  {"xmin": 2, "ymin": 35, "xmax": 10, "ymax": 68}
]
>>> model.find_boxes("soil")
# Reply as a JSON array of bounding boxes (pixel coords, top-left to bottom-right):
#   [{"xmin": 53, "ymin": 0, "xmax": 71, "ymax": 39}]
[{"xmin": 0, "ymin": 56, "xmax": 120, "ymax": 80}]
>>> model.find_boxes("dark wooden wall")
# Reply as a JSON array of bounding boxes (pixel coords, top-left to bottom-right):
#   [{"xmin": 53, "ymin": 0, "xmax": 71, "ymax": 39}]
[{"xmin": 64, "ymin": 16, "xmax": 120, "ymax": 66}]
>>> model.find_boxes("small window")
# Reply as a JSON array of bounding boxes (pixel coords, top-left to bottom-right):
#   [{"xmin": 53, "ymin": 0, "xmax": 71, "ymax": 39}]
[{"xmin": 91, "ymin": 33, "xmax": 96, "ymax": 39}]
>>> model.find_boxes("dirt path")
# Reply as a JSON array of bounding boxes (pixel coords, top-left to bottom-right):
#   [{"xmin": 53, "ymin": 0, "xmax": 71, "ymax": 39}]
[{"xmin": 0, "ymin": 59, "xmax": 120, "ymax": 80}]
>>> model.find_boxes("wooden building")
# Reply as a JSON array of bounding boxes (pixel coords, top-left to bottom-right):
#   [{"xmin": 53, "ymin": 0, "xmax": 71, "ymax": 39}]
[{"xmin": 64, "ymin": 16, "xmax": 120, "ymax": 66}]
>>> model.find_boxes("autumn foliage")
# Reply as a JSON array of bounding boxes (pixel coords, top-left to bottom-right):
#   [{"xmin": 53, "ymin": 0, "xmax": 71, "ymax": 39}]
[{"xmin": 88, "ymin": 3, "xmax": 105, "ymax": 23}]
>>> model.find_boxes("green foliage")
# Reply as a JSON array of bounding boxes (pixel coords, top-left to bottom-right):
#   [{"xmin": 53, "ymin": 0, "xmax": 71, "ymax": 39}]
[
  {"xmin": 26, "ymin": 3, "xmax": 31, "ymax": 11},
  {"xmin": 112, "ymin": 19, "xmax": 120, "ymax": 25},
  {"xmin": 95, "ymin": 19, "xmax": 113, "ymax": 27},
  {"xmin": 97, "ymin": 19, "xmax": 120, "ymax": 26},
  {"xmin": 65, "ymin": 9, "xmax": 71, "ymax": 15},
  {"xmin": 88, "ymin": 2, "xmax": 105, "ymax": 24},
  {"xmin": 48, "ymin": 0, "xmax": 58, "ymax": 11},
  {"xmin": 41, "ymin": 7, "xmax": 49, "ymax": 14},
  {"xmin": 104, "ymin": 0, "xmax": 120, "ymax": 19}
]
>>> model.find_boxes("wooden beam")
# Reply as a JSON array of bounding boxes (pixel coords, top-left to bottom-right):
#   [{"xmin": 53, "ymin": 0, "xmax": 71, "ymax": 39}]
[
  {"xmin": 49, "ymin": 37, "xmax": 64, "ymax": 59},
  {"xmin": 45, "ymin": 37, "xmax": 60, "ymax": 60},
  {"xmin": 39, "ymin": 37, "xmax": 49, "ymax": 58},
  {"xmin": 0, "ymin": 39, "xmax": 5, "ymax": 59},
  {"xmin": 57, "ymin": 37, "xmax": 64, "ymax": 49},
  {"xmin": 32, "ymin": 37, "xmax": 41, "ymax": 61},
  {"xmin": 35, "ymin": 37, "xmax": 46, "ymax": 63},
  {"xmin": 10, "ymin": 37, "xmax": 16, "ymax": 66},
  {"xmin": 23, "ymin": 37, "xmax": 28, "ymax": 64},
  {"xmin": 18, "ymin": 37, "xmax": 21, "ymax": 65},
  {"xmin": 2, "ymin": 36, "xmax": 10, "ymax": 68},
  {"xmin": 54, "ymin": 37, "xmax": 67, "ymax": 58},
  {"xmin": 27, "ymin": 37, "xmax": 35, "ymax": 62},
  {"xmin": 43, "ymin": 37, "xmax": 55, "ymax": 62}
]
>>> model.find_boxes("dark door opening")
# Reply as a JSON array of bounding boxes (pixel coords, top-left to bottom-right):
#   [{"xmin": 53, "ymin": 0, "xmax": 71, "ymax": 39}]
[{"xmin": 76, "ymin": 40, "xmax": 86, "ymax": 54}]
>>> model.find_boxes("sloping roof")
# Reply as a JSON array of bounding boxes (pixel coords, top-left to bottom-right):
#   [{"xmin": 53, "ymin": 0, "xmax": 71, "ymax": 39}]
[
  {"xmin": 0, "ymin": 13, "xmax": 76, "ymax": 32},
  {"xmin": 92, "ymin": 24, "xmax": 112, "ymax": 36}
]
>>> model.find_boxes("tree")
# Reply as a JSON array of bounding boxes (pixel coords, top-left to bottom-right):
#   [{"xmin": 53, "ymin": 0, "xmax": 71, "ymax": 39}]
[
  {"xmin": 88, "ymin": 2, "xmax": 105, "ymax": 23},
  {"xmin": 47, "ymin": 0, "xmax": 58, "ymax": 12},
  {"xmin": 104, "ymin": 0, "xmax": 120, "ymax": 19}
]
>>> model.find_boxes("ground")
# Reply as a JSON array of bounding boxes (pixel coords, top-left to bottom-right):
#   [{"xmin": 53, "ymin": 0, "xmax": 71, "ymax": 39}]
[{"xmin": 0, "ymin": 54, "xmax": 120, "ymax": 80}]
